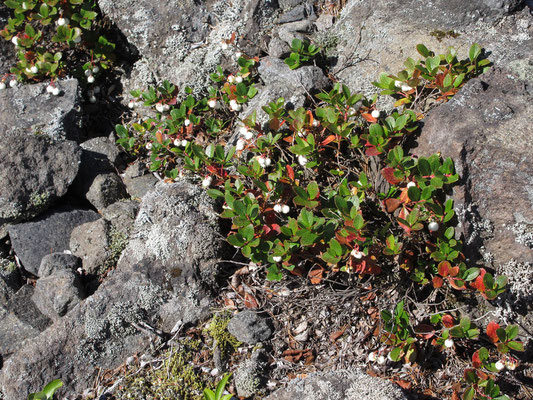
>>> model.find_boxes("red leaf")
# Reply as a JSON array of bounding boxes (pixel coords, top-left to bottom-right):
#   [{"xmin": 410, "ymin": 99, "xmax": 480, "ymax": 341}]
[
  {"xmin": 442, "ymin": 315, "xmax": 455, "ymax": 328},
  {"xmin": 362, "ymin": 113, "xmax": 377, "ymax": 123},
  {"xmin": 398, "ymin": 207, "xmax": 412, "ymax": 236},
  {"xmin": 415, "ymin": 323, "xmax": 435, "ymax": 339},
  {"xmin": 449, "ymin": 266, "xmax": 459, "ymax": 277},
  {"xmin": 269, "ymin": 117, "xmax": 280, "ymax": 131},
  {"xmin": 286, "ymin": 164, "xmax": 295, "ymax": 181},
  {"xmin": 448, "ymin": 277, "xmax": 467, "ymax": 290},
  {"xmin": 472, "ymin": 351, "xmax": 482, "ymax": 368},
  {"xmin": 321, "ymin": 135, "xmax": 336, "ymax": 146},
  {"xmin": 395, "ymin": 380, "xmax": 412, "ymax": 390},
  {"xmin": 381, "ymin": 168, "xmax": 403, "ymax": 185},
  {"xmin": 244, "ymin": 292, "xmax": 259, "ymax": 309},
  {"xmin": 432, "ymin": 276, "xmax": 443, "ymax": 288},
  {"xmin": 353, "ymin": 259, "xmax": 381, "ymax": 275},
  {"xmin": 270, "ymin": 224, "xmax": 281, "ymax": 234},
  {"xmin": 438, "ymin": 261, "xmax": 451, "ymax": 277},
  {"xmin": 308, "ymin": 266, "xmax": 324, "ymax": 285},
  {"xmin": 486, "ymin": 321, "xmax": 500, "ymax": 343},
  {"xmin": 365, "ymin": 144, "xmax": 382, "ymax": 156},
  {"xmin": 470, "ymin": 268, "xmax": 486, "ymax": 292},
  {"xmin": 384, "ymin": 198, "xmax": 402, "ymax": 213}
]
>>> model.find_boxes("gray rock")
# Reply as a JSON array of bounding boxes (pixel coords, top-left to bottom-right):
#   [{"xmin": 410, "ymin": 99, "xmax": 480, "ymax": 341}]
[
  {"xmin": 326, "ymin": 0, "xmax": 532, "ymax": 99},
  {"xmin": 0, "ymin": 181, "xmax": 222, "ymax": 399},
  {"xmin": 415, "ymin": 67, "xmax": 533, "ymax": 268},
  {"xmin": 32, "ymin": 269, "xmax": 85, "ymax": 320},
  {"xmin": 265, "ymin": 369, "xmax": 408, "ymax": 400},
  {"xmin": 278, "ymin": 0, "xmax": 305, "ymax": 10},
  {"xmin": 483, "ymin": 0, "xmax": 524, "ymax": 12},
  {"xmin": 86, "ymin": 173, "xmax": 128, "ymax": 212},
  {"xmin": 258, "ymin": 56, "xmax": 329, "ymax": 92},
  {"xmin": 70, "ymin": 219, "xmax": 111, "ymax": 276},
  {"xmin": 38, "ymin": 253, "xmax": 81, "ymax": 278},
  {"xmin": 0, "ymin": 259, "xmax": 21, "ymax": 291},
  {"xmin": 80, "ymin": 136, "xmax": 121, "ymax": 167},
  {"xmin": 234, "ymin": 348, "xmax": 268, "ymax": 398},
  {"xmin": 7, "ymin": 208, "xmax": 100, "ymax": 275},
  {"xmin": 0, "ymin": 285, "xmax": 52, "ymax": 357},
  {"xmin": 0, "ymin": 79, "xmax": 81, "ymax": 142},
  {"xmin": 227, "ymin": 311, "xmax": 273, "ymax": 344},
  {"xmin": 0, "ymin": 135, "xmax": 81, "ymax": 237},
  {"xmin": 277, "ymin": 2, "xmax": 315, "ymax": 24},
  {"xmin": 123, "ymin": 165, "xmax": 158, "ymax": 199},
  {"xmin": 101, "ymin": 200, "xmax": 140, "ymax": 237}
]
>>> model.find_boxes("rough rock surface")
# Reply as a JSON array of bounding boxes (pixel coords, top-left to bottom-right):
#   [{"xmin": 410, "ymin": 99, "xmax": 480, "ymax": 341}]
[
  {"xmin": 323, "ymin": 0, "xmax": 532, "ymax": 100},
  {"xmin": 227, "ymin": 311, "xmax": 273, "ymax": 344},
  {"xmin": 265, "ymin": 369, "xmax": 408, "ymax": 400},
  {"xmin": 70, "ymin": 219, "xmax": 112, "ymax": 276},
  {"xmin": 0, "ymin": 135, "xmax": 81, "ymax": 237},
  {"xmin": 0, "ymin": 4, "xmax": 16, "ymax": 76},
  {"xmin": 123, "ymin": 161, "xmax": 159, "ymax": 199},
  {"xmin": 0, "ymin": 79, "xmax": 81, "ymax": 141},
  {"xmin": 7, "ymin": 208, "xmax": 100, "ymax": 275},
  {"xmin": 38, "ymin": 253, "xmax": 81, "ymax": 278},
  {"xmin": 32, "ymin": 269, "xmax": 85, "ymax": 320},
  {"xmin": 234, "ymin": 348, "xmax": 268, "ymax": 398},
  {"xmin": 101, "ymin": 199, "xmax": 139, "ymax": 237},
  {"xmin": 0, "ymin": 181, "xmax": 222, "ymax": 399},
  {"xmin": 415, "ymin": 67, "xmax": 533, "ymax": 270},
  {"xmin": 86, "ymin": 173, "xmax": 128, "ymax": 212}
]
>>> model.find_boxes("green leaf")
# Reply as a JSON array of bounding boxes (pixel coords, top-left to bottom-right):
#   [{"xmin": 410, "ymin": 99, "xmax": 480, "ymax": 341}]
[
  {"xmin": 329, "ymin": 238, "xmax": 342, "ymax": 256},
  {"xmin": 307, "ymin": 181, "xmax": 319, "ymax": 200},
  {"xmin": 506, "ymin": 325, "xmax": 519, "ymax": 340},
  {"xmin": 463, "ymin": 386, "xmax": 475, "ymax": 400},
  {"xmin": 215, "ymin": 373, "xmax": 232, "ymax": 400},
  {"xmin": 390, "ymin": 347, "xmax": 402, "ymax": 362},
  {"xmin": 463, "ymin": 268, "xmax": 480, "ymax": 281},
  {"xmin": 469, "ymin": 43, "xmax": 481, "ymax": 62},
  {"xmin": 416, "ymin": 44, "xmax": 431, "ymax": 57},
  {"xmin": 507, "ymin": 340, "xmax": 524, "ymax": 352},
  {"xmin": 203, "ymin": 389, "xmax": 215, "ymax": 400},
  {"xmin": 407, "ymin": 186, "xmax": 420, "ymax": 202}
]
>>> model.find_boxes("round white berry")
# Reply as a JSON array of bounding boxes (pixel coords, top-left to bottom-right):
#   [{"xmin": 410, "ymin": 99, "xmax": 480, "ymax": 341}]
[
  {"xmin": 173, "ymin": 138, "xmax": 180, "ymax": 147},
  {"xmin": 25, "ymin": 68, "xmax": 32, "ymax": 74},
  {"xmin": 244, "ymin": 130, "xmax": 253, "ymax": 140},
  {"xmin": 227, "ymin": 75, "xmax": 235, "ymax": 83},
  {"xmin": 506, "ymin": 360, "xmax": 517, "ymax": 371},
  {"xmin": 312, "ymin": 120, "xmax": 319, "ymax": 127},
  {"xmin": 257, "ymin": 156, "xmax": 266, "ymax": 168},
  {"xmin": 145, "ymin": 142, "xmax": 153, "ymax": 150},
  {"xmin": 377, "ymin": 355, "xmax": 386, "ymax": 365},
  {"xmin": 155, "ymin": 103, "xmax": 164, "ymax": 113},
  {"xmin": 181, "ymin": 139, "xmax": 188, "ymax": 147},
  {"xmin": 281, "ymin": 205, "xmax": 290, "ymax": 214},
  {"xmin": 444, "ymin": 338, "xmax": 454, "ymax": 348},
  {"xmin": 298, "ymin": 155, "xmax": 308, "ymax": 167},
  {"xmin": 73, "ymin": 35, "xmax": 81, "ymax": 43},
  {"xmin": 272, "ymin": 256, "xmax": 282, "ymax": 262},
  {"xmin": 368, "ymin": 353, "xmax": 377, "ymax": 362},
  {"xmin": 9, "ymin": 80, "xmax": 17, "ymax": 88},
  {"xmin": 84, "ymin": 69, "xmax": 92, "ymax": 77},
  {"xmin": 235, "ymin": 76, "xmax": 243, "ymax": 83},
  {"xmin": 202, "ymin": 176, "xmax": 212, "ymax": 188},
  {"xmin": 428, "ymin": 221, "xmax": 440, "ymax": 232},
  {"xmin": 30, "ymin": 66, "xmax": 38, "ymax": 74},
  {"xmin": 162, "ymin": 104, "xmax": 170, "ymax": 112},
  {"xmin": 297, "ymin": 130, "xmax": 306, "ymax": 137},
  {"xmin": 230, "ymin": 99, "xmax": 241, "ymax": 112},
  {"xmin": 87, "ymin": 75, "xmax": 95, "ymax": 84},
  {"xmin": 184, "ymin": 119, "xmax": 190, "ymax": 126},
  {"xmin": 87, "ymin": 89, "xmax": 94, "ymax": 96},
  {"xmin": 351, "ymin": 249, "xmax": 364, "ymax": 259},
  {"xmin": 402, "ymin": 84, "xmax": 413, "ymax": 92},
  {"xmin": 495, "ymin": 361, "xmax": 505, "ymax": 371},
  {"xmin": 238, "ymin": 126, "xmax": 248, "ymax": 137},
  {"xmin": 89, "ymin": 95, "xmax": 97, "ymax": 103},
  {"xmin": 208, "ymin": 99, "xmax": 216, "ymax": 108},
  {"xmin": 394, "ymin": 80, "xmax": 402, "ymax": 88},
  {"xmin": 264, "ymin": 157, "xmax": 272, "ymax": 167},
  {"xmin": 128, "ymin": 101, "xmax": 135, "ymax": 109},
  {"xmin": 11, "ymin": 36, "xmax": 18, "ymax": 46},
  {"xmin": 57, "ymin": 17, "xmax": 69, "ymax": 26},
  {"xmin": 52, "ymin": 87, "xmax": 60, "ymax": 96},
  {"xmin": 371, "ymin": 109, "xmax": 380, "ymax": 119},
  {"xmin": 0, "ymin": 82, "xmax": 6, "ymax": 90},
  {"xmin": 273, "ymin": 204, "xmax": 282, "ymax": 213},
  {"xmin": 93, "ymin": 86, "xmax": 101, "ymax": 94},
  {"xmin": 46, "ymin": 85, "xmax": 54, "ymax": 93},
  {"xmin": 407, "ymin": 182, "xmax": 416, "ymax": 188},
  {"xmin": 236, "ymin": 139, "xmax": 245, "ymax": 151},
  {"xmin": 92, "ymin": 66, "xmax": 100, "ymax": 74},
  {"xmin": 235, "ymin": 51, "xmax": 242, "ymax": 58}
]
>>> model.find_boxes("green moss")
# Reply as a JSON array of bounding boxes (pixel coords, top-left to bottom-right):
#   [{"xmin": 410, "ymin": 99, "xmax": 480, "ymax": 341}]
[
  {"xmin": 100, "ymin": 227, "xmax": 128, "ymax": 274},
  {"xmin": 429, "ymin": 30, "xmax": 460, "ymax": 42},
  {"xmin": 0, "ymin": 259, "xmax": 16, "ymax": 273},
  {"xmin": 205, "ymin": 313, "xmax": 241, "ymax": 357}
]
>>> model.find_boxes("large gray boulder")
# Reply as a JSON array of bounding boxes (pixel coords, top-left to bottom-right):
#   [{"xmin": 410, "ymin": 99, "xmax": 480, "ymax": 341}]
[
  {"xmin": 0, "ymin": 135, "xmax": 81, "ymax": 238},
  {"xmin": 7, "ymin": 208, "xmax": 100, "ymax": 276},
  {"xmin": 322, "ymin": 0, "xmax": 532, "ymax": 98},
  {"xmin": 265, "ymin": 369, "xmax": 408, "ymax": 400},
  {"xmin": 0, "ymin": 79, "xmax": 82, "ymax": 141},
  {"xmin": 415, "ymin": 67, "xmax": 533, "ymax": 273},
  {"xmin": 0, "ymin": 180, "xmax": 223, "ymax": 399}
]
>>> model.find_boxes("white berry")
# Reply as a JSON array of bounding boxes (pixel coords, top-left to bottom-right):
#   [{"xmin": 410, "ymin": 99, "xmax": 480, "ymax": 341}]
[
  {"xmin": 371, "ymin": 109, "xmax": 380, "ymax": 119},
  {"xmin": 128, "ymin": 101, "xmax": 135, "ymax": 109},
  {"xmin": 298, "ymin": 155, "xmax": 308, "ymax": 167},
  {"xmin": 272, "ymin": 256, "xmax": 282, "ymax": 262},
  {"xmin": 444, "ymin": 338, "xmax": 454, "ymax": 348},
  {"xmin": 281, "ymin": 205, "xmax": 290, "ymax": 214},
  {"xmin": 235, "ymin": 76, "xmax": 243, "ymax": 83},
  {"xmin": 264, "ymin": 157, "xmax": 272, "ymax": 167},
  {"xmin": 394, "ymin": 80, "xmax": 402, "ymax": 87},
  {"xmin": 87, "ymin": 75, "xmax": 95, "ymax": 84},
  {"xmin": 407, "ymin": 182, "xmax": 416, "ymax": 188},
  {"xmin": 273, "ymin": 204, "xmax": 282, "ymax": 213},
  {"xmin": 495, "ymin": 361, "xmax": 505, "ymax": 371},
  {"xmin": 30, "ymin": 66, "xmax": 38, "ymax": 74},
  {"xmin": 0, "ymin": 82, "xmax": 6, "ymax": 90},
  {"xmin": 402, "ymin": 84, "xmax": 413, "ymax": 92},
  {"xmin": 368, "ymin": 353, "xmax": 377, "ymax": 362},
  {"xmin": 351, "ymin": 249, "xmax": 364, "ymax": 259},
  {"xmin": 221, "ymin": 42, "xmax": 228, "ymax": 50},
  {"xmin": 11, "ymin": 36, "xmax": 18, "ymax": 46},
  {"xmin": 227, "ymin": 75, "xmax": 235, "ymax": 83},
  {"xmin": 73, "ymin": 36, "xmax": 81, "ymax": 43},
  {"xmin": 92, "ymin": 66, "xmax": 100, "ymax": 73},
  {"xmin": 377, "ymin": 355, "xmax": 386, "ymax": 365},
  {"xmin": 155, "ymin": 103, "xmax": 164, "ymax": 113},
  {"xmin": 181, "ymin": 139, "xmax": 188, "ymax": 147},
  {"xmin": 93, "ymin": 86, "xmax": 100, "ymax": 94},
  {"xmin": 428, "ymin": 221, "xmax": 440, "ymax": 232},
  {"xmin": 57, "ymin": 17, "xmax": 69, "ymax": 26},
  {"xmin": 173, "ymin": 138, "xmax": 180, "ymax": 147},
  {"xmin": 236, "ymin": 139, "xmax": 245, "ymax": 151},
  {"xmin": 235, "ymin": 51, "xmax": 242, "ymax": 58},
  {"xmin": 46, "ymin": 85, "xmax": 54, "ymax": 93},
  {"xmin": 84, "ymin": 69, "xmax": 92, "ymax": 77},
  {"xmin": 52, "ymin": 87, "xmax": 60, "ymax": 96},
  {"xmin": 89, "ymin": 95, "xmax": 97, "ymax": 103},
  {"xmin": 229, "ymin": 99, "xmax": 241, "ymax": 112},
  {"xmin": 312, "ymin": 120, "xmax": 319, "ymax": 127},
  {"xmin": 162, "ymin": 104, "xmax": 170, "ymax": 112},
  {"xmin": 184, "ymin": 119, "xmax": 190, "ymax": 126},
  {"xmin": 145, "ymin": 143, "xmax": 153, "ymax": 150},
  {"xmin": 208, "ymin": 99, "xmax": 216, "ymax": 108},
  {"xmin": 9, "ymin": 80, "xmax": 17, "ymax": 88},
  {"xmin": 202, "ymin": 176, "xmax": 212, "ymax": 188}
]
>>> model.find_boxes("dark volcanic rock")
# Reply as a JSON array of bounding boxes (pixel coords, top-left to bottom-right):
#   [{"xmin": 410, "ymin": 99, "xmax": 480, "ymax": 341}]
[
  {"xmin": 415, "ymin": 67, "xmax": 533, "ymax": 269},
  {"xmin": 86, "ymin": 173, "xmax": 128, "ymax": 212},
  {"xmin": 38, "ymin": 253, "xmax": 81, "ymax": 278},
  {"xmin": 227, "ymin": 311, "xmax": 273, "ymax": 345},
  {"xmin": 7, "ymin": 208, "xmax": 100, "ymax": 275},
  {"xmin": 0, "ymin": 79, "xmax": 81, "ymax": 141},
  {"xmin": 0, "ymin": 135, "xmax": 81, "ymax": 237},
  {"xmin": 70, "ymin": 219, "xmax": 112, "ymax": 275},
  {"xmin": 0, "ymin": 181, "xmax": 222, "ymax": 399}
]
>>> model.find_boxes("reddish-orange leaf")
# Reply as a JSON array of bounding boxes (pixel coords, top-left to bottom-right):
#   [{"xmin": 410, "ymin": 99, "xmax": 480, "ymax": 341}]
[
  {"xmin": 365, "ymin": 144, "xmax": 382, "ymax": 156},
  {"xmin": 321, "ymin": 135, "xmax": 336, "ymax": 146},
  {"xmin": 384, "ymin": 198, "xmax": 402, "ymax": 213},
  {"xmin": 438, "ymin": 261, "xmax": 451, "ymax": 277},
  {"xmin": 270, "ymin": 223, "xmax": 281, "ymax": 234},
  {"xmin": 470, "ymin": 268, "xmax": 487, "ymax": 292},
  {"xmin": 472, "ymin": 351, "xmax": 482, "ymax": 368},
  {"xmin": 395, "ymin": 380, "xmax": 412, "ymax": 390},
  {"xmin": 155, "ymin": 130, "xmax": 163, "ymax": 144},
  {"xmin": 448, "ymin": 277, "xmax": 467, "ymax": 290},
  {"xmin": 415, "ymin": 323, "xmax": 435, "ymax": 339},
  {"xmin": 442, "ymin": 315, "xmax": 455, "ymax": 328},
  {"xmin": 306, "ymin": 110, "xmax": 314, "ymax": 126},
  {"xmin": 244, "ymin": 292, "xmax": 259, "ymax": 309},
  {"xmin": 486, "ymin": 321, "xmax": 500, "ymax": 343},
  {"xmin": 398, "ymin": 207, "xmax": 412, "ymax": 236},
  {"xmin": 381, "ymin": 167, "xmax": 403, "ymax": 185},
  {"xmin": 269, "ymin": 117, "xmax": 280, "ymax": 131},
  {"xmin": 308, "ymin": 266, "xmax": 324, "ymax": 285},
  {"xmin": 362, "ymin": 113, "xmax": 377, "ymax": 123},
  {"xmin": 329, "ymin": 326, "xmax": 347, "ymax": 343},
  {"xmin": 286, "ymin": 164, "xmax": 295, "ymax": 180},
  {"xmin": 432, "ymin": 276, "xmax": 444, "ymax": 288},
  {"xmin": 449, "ymin": 266, "xmax": 459, "ymax": 277}
]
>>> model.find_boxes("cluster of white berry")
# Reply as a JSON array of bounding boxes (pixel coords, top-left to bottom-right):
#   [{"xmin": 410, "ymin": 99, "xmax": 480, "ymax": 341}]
[
  {"xmin": 256, "ymin": 155, "xmax": 272, "ymax": 168},
  {"xmin": 395, "ymin": 80, "xmax": 413, "ymax": 92},
  {"xmin": 273, "ymin": 204, "xmax": 290, "ymax": 214},
  {"xmin": 173, "ymin": 138, "xmax": 188, "ymax": 148},
  {"xmin": 0, "ymin": 76, "xmax": 18, "ymax": 89},
  {"xmin": 155, "ymin": 103, "xmax": 170, "ymax": 113}
]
